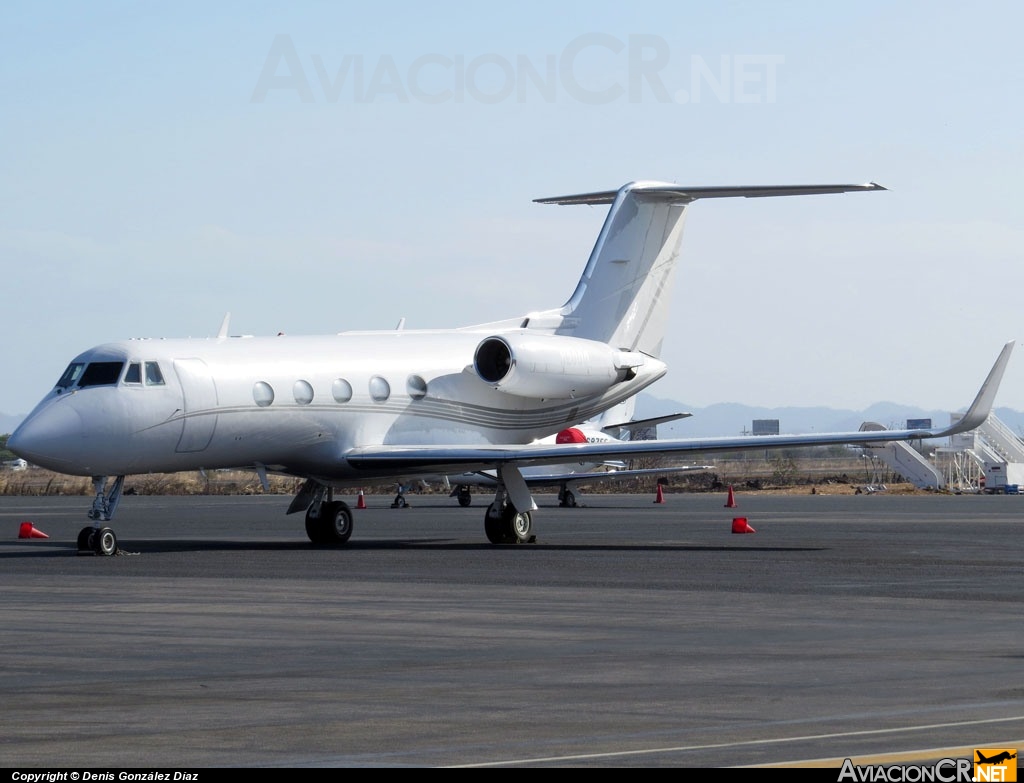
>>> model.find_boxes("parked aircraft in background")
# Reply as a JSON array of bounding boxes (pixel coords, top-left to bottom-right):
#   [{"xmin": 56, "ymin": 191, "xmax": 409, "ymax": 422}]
[
  {"xmin": 7, "ymin": 180, "xmax": 1013, "ymax": 553},
  {"xmin": 441, "ymin": 404, "xmax": 710, "ymax": 508}
]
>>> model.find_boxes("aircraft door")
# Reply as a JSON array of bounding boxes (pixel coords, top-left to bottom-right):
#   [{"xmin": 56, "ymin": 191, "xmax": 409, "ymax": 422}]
[{"xmin": 174, "ymin": 358, "xmax": 219, "ymax": 453}]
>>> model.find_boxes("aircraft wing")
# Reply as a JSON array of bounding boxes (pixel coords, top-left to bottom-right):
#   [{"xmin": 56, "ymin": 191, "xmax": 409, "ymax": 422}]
[{"xmin": 346, "ymin": 341, "xmax": 1013, "ymax": 474}]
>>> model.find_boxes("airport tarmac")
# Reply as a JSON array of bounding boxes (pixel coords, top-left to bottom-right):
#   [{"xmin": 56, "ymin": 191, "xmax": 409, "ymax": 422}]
[{"xmin": 0, "ymin": 491, "xmax": 1022, "ymax": 768}]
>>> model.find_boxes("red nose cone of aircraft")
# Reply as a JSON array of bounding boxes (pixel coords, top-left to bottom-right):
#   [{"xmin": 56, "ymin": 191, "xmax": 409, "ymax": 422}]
[{"xmin": 555, "ymin": 427, "xmax": 587, "ymax": 444}]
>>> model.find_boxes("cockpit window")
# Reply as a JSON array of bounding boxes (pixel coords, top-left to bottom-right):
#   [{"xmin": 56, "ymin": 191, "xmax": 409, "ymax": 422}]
[
  {"xmin": 56, "ymin": 363, "xmax": 86, "ymax": 390},
  {"xmin": 124, "ymin": 363, "xmax": 142, "ymax": 384},
  {"xmin": 145, "ymin": 362, "xmax": 165, "ymax": 386},
  {"xmin": 78, "ymin": 362, "xmax": 125, "ymax": 388}
]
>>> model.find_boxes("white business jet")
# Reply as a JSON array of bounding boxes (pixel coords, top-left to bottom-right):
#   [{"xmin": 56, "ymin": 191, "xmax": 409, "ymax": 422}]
[
  {"xmin": 442, "ymin": 402, "xmax": 710, "ymax": 508},
  {"xmin": 8, "ymin": 181, "xmax": 1013, "ymax": 554}
]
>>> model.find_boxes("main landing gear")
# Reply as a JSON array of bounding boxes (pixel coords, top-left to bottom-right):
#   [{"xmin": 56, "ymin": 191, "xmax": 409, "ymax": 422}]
[
  {"xmin": 78, "ymin": 476, "xmax": 125, "ymax": 556},
  {"xmin": 291, "ymin": 473, "xmax": 537, "ymax": 546},
  {"xmin": 558, "ymin": 485, "xmax": 577, "ymax": 508},
  {"xmin": 483, "ymin": 484, "xmax": 535, "ymax": 545},
  {"xmin": 303, "ymin": 484, "xmax": 354, "ymax": 544}
]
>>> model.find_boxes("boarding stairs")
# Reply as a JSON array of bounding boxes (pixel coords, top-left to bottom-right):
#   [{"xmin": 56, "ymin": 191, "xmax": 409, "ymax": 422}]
[
  {"xmin": 930, "ymin": 412, "xmax": 1024, "ymax": 493},
  {"xmin": 975, "ymin": 413, "xmax": 1024, "ymax": 463},
  {"xmin": 857, "ymin": 422, "xmax": 945, "ymax": 489}
]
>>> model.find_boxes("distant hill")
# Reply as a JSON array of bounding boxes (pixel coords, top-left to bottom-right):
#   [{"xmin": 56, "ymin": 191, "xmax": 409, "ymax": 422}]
[{"xmin": 634, "ymin": 393, "xmax": 1024, "ymax": 440}]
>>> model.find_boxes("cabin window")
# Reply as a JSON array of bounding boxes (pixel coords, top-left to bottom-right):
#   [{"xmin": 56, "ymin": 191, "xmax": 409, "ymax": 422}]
[
  {"xmin": 56, "ymin": 363, "xmax": 85, "ymax": 390},
  {"xmin": 369, "ymin": 376, "xmax": 391, "ymax": 402},
  {"xmin": 78, "ymin": 362, "xmax": 125, "ymax": 388},
  {"xmin": 293, "ymin": 380, "xmax": 314, "ymax": 405},
  {"xmin": 124, "ymin": 363, "xmax": 142, "ymax": 384},
  {"xmin": 144, "ymin": 362, "xmax": 165, "ymax": 386},
  {"xmin": 407, "ymin": 375, "xmax": 428, "ymax": 400},
  {"xmin": 332, "ymin": 379, "xmax": 353, "ymax": 403},
  {"xmin": 253, "ymin": 381, "xmax": 275, "ymax": 407}
]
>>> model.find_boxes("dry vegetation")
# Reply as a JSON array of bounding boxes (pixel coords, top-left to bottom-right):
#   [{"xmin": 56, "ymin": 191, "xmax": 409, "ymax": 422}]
[{"xmin": 0, "ymin": 454, "xmax": 930, "ymax": 497}]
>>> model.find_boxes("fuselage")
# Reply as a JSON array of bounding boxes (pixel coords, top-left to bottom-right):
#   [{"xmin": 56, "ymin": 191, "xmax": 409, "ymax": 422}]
[{"xmin": 9, "ymin": 329, "xmax": 667, "ymax": 482}]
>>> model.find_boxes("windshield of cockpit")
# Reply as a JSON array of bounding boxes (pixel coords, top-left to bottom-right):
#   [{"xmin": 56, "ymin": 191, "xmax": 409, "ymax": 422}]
[{"xmin": 54, "ymin": 361, "xmax": 166, "ymax": 391}]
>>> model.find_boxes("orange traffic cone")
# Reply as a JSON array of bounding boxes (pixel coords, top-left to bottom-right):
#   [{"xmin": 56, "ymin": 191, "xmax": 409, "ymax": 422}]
[
  {"xmin": 18, "ymin": 522, "xmax": 49, "ymax": 540},
  {"xmin": 724, "ymin": 485, "xmax": 737, "ymax": 508},
  {"xmin": 654, "ymin": 484, "xmax": 665, "ymax": 504},
  {"xmin": 731, "ymin": 517, "xmax": 756, "ymax": 534},
  {"xmin": 356, "ymin": 490, "xmax": 366, "ymax": 510}
]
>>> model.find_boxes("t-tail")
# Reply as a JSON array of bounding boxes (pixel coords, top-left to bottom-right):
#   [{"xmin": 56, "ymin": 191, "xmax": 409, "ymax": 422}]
[{"xmin": 536, "ymin": 181, "xmax": 886, "ymax": 357}]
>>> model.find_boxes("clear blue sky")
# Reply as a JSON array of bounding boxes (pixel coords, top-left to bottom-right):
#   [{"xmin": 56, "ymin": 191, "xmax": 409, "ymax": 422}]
[{"xmin": 2, "ymin": 1, "xmax": 1021, "ymax": 416}]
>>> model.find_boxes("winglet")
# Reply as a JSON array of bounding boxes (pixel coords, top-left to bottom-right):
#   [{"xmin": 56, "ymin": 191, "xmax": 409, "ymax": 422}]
[{"xmin": 937, "ymin": 340, "xmax": 1014, "ymax": 436}]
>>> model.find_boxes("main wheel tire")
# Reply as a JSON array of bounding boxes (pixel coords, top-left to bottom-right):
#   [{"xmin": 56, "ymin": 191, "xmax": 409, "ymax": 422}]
[
  {"xmin": 457, "ymin": 488, "xmax": 472, "ymax": 508},
  {"xmin": 561, "ymin": 490, "xmax": 577, "ymax": 508},
  {"xmin": 306, "ymin": 501, "xmax": 354, "ymax": 544},
  {"xmin": 77, "ymin": 526, "xmax": 95, "ymax": 552},
  {"xmin": 325, "ymin": 500, "xmax": 354, "ymax": 543},
  {"xmin": 305, "ymin": 504, "xmax": 327, "ymax": 544},
  {"xmin": 484, "ymin": 503, "xmax": 507, "ymax": 544},
  {"xmin": 93, "ymin": 527, "xmax": 117, "ymax": 556},
  {"xmin": 509, "ymin": 509, "xmax": 533, "ymax": 543}
]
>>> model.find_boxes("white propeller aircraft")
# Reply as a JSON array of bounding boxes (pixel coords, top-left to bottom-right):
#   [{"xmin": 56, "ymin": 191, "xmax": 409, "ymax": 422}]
[{"xmin": 8, "ymin": 180, "xmax": 1013, "ymax": 554}]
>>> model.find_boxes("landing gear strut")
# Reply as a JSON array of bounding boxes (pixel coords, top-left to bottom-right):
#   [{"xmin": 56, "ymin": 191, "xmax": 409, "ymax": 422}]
[{"xmin": 79, "ymin": 476, "xmax": 125, "ymax": 556}]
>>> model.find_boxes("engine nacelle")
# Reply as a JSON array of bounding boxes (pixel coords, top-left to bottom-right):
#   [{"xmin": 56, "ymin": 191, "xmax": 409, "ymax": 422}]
[{"xmin": 473, "ymin": 333, "xmax": 644, "ymax": 399}]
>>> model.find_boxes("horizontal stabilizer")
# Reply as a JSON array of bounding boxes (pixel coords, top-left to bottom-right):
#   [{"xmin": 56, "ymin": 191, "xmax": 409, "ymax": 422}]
[
  {"xmin": 536, "ymin": 182, "xmax": 886, "ymax": 206},
  {"xmin": 604, "ymin": 413, "xmax": 692, "ymax": 436}
]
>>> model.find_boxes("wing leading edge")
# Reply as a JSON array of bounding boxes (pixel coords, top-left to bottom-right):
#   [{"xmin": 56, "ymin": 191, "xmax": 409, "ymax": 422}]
[{"xmin": 345, "ymin": 341, "xmax": 1014, "ymax": 474}]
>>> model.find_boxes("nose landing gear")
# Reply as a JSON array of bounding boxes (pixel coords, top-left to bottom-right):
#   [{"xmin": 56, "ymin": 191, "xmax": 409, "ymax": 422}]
[{"xmin": 79, "ymin": 476, "xmax": 125, "ymax": 556}]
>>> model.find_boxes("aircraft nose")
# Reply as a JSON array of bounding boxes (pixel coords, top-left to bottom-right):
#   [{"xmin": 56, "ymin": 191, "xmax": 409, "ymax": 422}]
[{"xmin": 7, "ymin": 400, "xmax": 85, "ymax": 471}]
